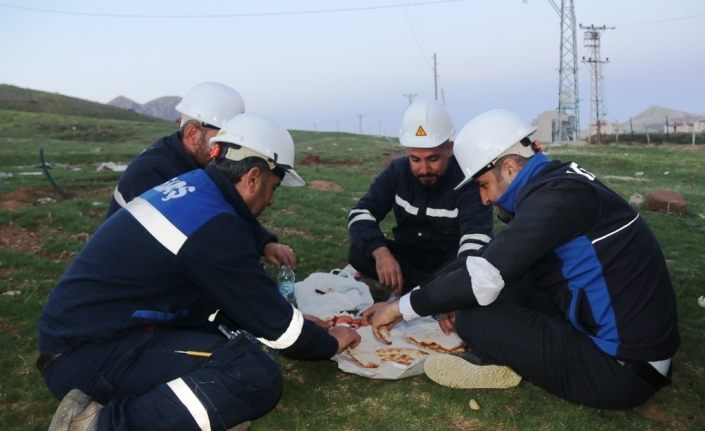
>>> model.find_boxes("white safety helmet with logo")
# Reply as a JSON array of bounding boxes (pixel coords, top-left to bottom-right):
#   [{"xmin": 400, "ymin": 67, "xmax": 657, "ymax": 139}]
[
  {"xmin": 399, "ymin": 99, "xmax": 455, "ymax": 148},
  {"xmin": 176, "ymin": 82, "xmax": 246, "ymax": 129},
  {"xmin": 454, "ymin": 109, "xmax": 538, "ymax": 190},
  {"xmin": 209, "ymin": 113, "xmax": 305, "ymax": 187}
]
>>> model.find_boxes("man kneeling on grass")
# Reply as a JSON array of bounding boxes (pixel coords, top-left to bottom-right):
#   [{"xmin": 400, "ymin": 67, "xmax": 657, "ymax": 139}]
[
  {"xmin": 366, "ymin": 109, "xmax": 679, "ymax": 409},
  {"xmin": 38, "ymin": 114, "xmax": 360, "ymax": 430}
]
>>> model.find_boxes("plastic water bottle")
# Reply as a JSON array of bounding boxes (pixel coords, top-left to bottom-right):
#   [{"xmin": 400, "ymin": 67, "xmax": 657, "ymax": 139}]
[{"xmin": 277, "ymin": 265, "xmax": 297, "ymax": 306}]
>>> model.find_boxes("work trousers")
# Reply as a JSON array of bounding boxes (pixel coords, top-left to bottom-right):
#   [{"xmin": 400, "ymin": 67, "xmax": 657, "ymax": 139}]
[
  {"xmin": 455, "ymin": 297, "xmax": 661, "ymax": 409},
  {"xmin": 41, "ymin": 327, "xmax": 282, "ymax": 430},
  {"xmin": 348, "ymin": 239, "xmax": 455, "ymax": 294}
]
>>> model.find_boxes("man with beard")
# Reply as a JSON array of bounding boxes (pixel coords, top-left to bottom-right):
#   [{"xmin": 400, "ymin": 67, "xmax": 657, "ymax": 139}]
[
  {"xmin": 106, "ymin": 81, "xmax": 296, "ymax": 269},
  {"xmin": 347, "ymin": 99, "xmax": 493, "ymax": 296},
  {"xmin": 367, "ymin": 109, "xmax": 679, "ymax": 409}
]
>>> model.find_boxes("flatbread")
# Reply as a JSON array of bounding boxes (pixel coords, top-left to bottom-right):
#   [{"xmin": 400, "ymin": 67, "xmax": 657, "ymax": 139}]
[
  {"xmin": 404, "ymin": 335, "xmax": 465, "ymax": 354},
  {"xmin": 347, "ymin": 347, "xmax": 379, "ymax": 369},
  {"xmin": 378, "ymin": 325, "xmax": 392, "ymax": 344},
  {"xmin": 376, "ymin": 347, "xmax": 428, "ymax": 366}
]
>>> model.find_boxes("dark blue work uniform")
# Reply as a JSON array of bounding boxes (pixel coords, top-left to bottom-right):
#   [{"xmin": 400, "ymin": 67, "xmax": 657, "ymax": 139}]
[
  {"xmin": 106, "ymin": 131, "xmax": 277, "ymax": 252},
  {"xmin": 39, "ymin": 167, "xmax": 337, "ymax": 430},
  {"xmin": 348, "ymin": 155, "xmax": 493, "ymax": 292},
  {"xmin": 403, "ymin": 152, "xmax": 679, "ymax": 408}
]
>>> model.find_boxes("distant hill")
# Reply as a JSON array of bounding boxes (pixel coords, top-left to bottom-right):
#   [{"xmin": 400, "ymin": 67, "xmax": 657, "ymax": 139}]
[
  {"xmin": 620, "ymin": 105, "xmax": 702, "ymax": 132},
  {"xmin": 108, "ymin": 95, "xmax": 181, "ymax": 122},
  {"xmin": 0, "ymin": 84, "xmax": 165, "ymax": 122}
]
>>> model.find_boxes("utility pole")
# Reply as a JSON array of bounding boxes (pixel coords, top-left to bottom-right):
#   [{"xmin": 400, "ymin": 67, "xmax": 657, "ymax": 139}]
[
  {"xmin": 356, "ymin": 114, "xmax": 364, "ymax": 134},
  {"xmin": 433, "ymin": 52, "xmax": 438, "ymax": 101},
  {"xmin": 403, "ymin": 93, "xmax": 417, "ymax": 106},
  {"xmin": 581, "ymin": 23, "xmax": 614, "ymax": 145},
  {"xmin": 440, "ymin": 88, "xmax": 446, "ymax": 106},
  {"xmin": 547, "ymin": 0, "xmax": 580, "ymax": 143}
]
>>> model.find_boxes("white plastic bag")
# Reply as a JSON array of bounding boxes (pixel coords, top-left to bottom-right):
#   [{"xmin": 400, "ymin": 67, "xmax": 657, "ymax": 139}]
[{"xmin": 294, "ymin": 269, "xmax": 374, "ymax": 318}]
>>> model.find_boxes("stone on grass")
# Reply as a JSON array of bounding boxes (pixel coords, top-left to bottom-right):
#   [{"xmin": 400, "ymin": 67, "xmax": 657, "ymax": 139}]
[{"xmin": 645, "ymin": 189, "xmax": 686, "ymax": 215}]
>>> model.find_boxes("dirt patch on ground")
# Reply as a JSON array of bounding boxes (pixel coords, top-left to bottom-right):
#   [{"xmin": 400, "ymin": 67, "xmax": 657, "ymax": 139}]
[
  {"xmin": 308, "ymin": 180, "xmax": 342, "ymax": 192},
  {"xmin": 0, "ymin": 185, "xmax": 111, "ymax": 210},
  {"xmin": 0, "ymin": 224, "xmax": 41, "ymax": 254},
  {"xmin": 0, "ymin": 316, "xmax": 19, "ymax": 336},
  {"xmin": 275, "ymin": 226, "xmax": 316, "ymax": 239},
  {"xmin": 0, "ymin": 186, "xmax": 57, "ymax": 209},
  {"xmin": 384, "ymin": 152, "xmax": 407, "ymax": 165},
  {"xmin": 634, "ymin": 404, "xmax": 687, "ymax": 430},
  {"xmin": 300, "ymin": 155, "xmax": 361, "ymax": 166}
]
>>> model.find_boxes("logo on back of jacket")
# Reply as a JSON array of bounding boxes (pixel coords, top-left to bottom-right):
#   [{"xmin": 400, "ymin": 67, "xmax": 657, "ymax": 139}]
[{"xmin": 155, "ymin": 177, "xmax": 195, "ymax": 201}]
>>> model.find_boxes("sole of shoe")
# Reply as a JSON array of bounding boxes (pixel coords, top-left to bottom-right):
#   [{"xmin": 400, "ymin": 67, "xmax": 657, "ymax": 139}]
[
  {"xmin": 424, "ymin": 354, "xmax": 522, "ymax": 389},
  {"xmin": 48, "ymin": 389, "xmax": 93, "ymax": 431}
]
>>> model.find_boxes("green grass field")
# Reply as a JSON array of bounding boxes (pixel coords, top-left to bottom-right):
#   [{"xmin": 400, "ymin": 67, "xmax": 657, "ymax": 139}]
[{"xmin": 1, "ymin": 107, "xmax": 704, "ymax": 430}]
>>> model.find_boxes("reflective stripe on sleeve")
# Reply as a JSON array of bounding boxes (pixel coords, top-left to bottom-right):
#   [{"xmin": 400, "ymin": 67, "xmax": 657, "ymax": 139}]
[
  {"xmin": 348, "ymin": 209, "xmax": 376, "ymax": 227},
  {"xmin": 459, "ymin": 233, "xmax": 492, "ymax": 245},
  {"xmin": 113, "ymin": 186, "xmax": 127, "ymax": 208},
  {"xmin": 256, "ymin": 306, "xmax": 305, "ymax": 349},
  {"xmin": 167, "ymin": 378, "xmax": 212, "ymax": 431},
  {"xmin": 457, "ymin": 242, "xmax": 483, "ymax": 255},
  {"xmin": 126, "ymin": 197, "xmax": 187, "ymax": 255},
  {"xmin": 457, "ymin": 233, "xmax": 492, "ymax": 255},
  {"xmin": 466, "ymin": 256, "xmax": 505, "ymax": 306}
]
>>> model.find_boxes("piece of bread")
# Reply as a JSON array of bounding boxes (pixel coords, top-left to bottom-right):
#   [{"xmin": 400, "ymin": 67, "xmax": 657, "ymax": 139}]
[
  {"xmin": 376, "ymin": 347, "xmax": 428, "ymax": 366},
  {"xmin": 378, "ymin": 325, "xmax": 392, "ymax": 344},
  {"xmin": 347, "ymin": 347, "xmax": 379, "ymax": 368},
  {"xmin": 404, "ymin": 335, "xmax": 465, "ymax": 354}
]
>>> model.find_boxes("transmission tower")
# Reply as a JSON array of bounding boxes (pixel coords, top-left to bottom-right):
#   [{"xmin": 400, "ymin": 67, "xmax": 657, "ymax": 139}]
[
  {"xmin": 546, "ymin": 1, "xmax": 580, "ymax": 142},
  {"xmin": 403, "ymin": 93, "xmax": 418, "ymax": 106},
  {"xmin": 580, "ymin": 24, "xmax": 614, "ymax": 145}
]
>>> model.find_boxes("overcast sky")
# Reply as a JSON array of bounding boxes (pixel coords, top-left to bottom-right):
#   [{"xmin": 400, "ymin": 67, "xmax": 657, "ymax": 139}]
[{"xmin": 1, "ymin": 0, "xmax": 703, "ymax": 136}]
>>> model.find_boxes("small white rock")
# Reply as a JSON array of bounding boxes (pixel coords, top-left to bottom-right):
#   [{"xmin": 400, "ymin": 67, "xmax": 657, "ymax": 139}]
[
  {"xmin": 628, "ymin": 193, "xmax": 644, "ymax": 206},
  {"xmin": 698, "ymin": 296, "xmax": 705, "ymax": 308},
  {"xmin": 469, "ymin": 399, "xmax": 480, "ymax": 411}
]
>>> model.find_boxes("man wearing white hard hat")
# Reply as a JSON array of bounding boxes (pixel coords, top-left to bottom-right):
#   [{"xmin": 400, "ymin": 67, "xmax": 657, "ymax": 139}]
[
  {"xmin": 106, "ymin": 81, "xmax": 296, "ymax": 269},
  {"xmin": 348, "ymin": 99, "xmax": 492, "ymax": 296},
  {"xmin": 367, "ymin": 109, "xmax": 679, "ymax": 409},
  {"xmin": 40, "ymin": 113, "xmax": 360, "ymax": 430}
]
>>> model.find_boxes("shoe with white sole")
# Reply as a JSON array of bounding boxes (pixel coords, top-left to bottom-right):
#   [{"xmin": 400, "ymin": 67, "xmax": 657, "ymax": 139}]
[
  {"xmin": 48, "ymin": 389, "xmax": 102, "ymax": 431},
  {"xmin": 424, "ymin": 353, "xmax": 522, "ymax": 389}
]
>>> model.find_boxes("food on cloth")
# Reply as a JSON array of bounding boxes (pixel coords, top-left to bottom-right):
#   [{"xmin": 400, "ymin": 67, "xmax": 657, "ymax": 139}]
[
  {"xmin": 404, "ymin": 335, "xmax": 465, "ymax": 354},
  {"xmin": 325, "ymin": 311, "xmax": 368, "ymax": 329},
  {"xmin": 346, "ymin": 346, "xmax": 429, "ymax": 368},
  {"xmin": 347, "ymin": 347, "xmax": 379, "ymax": 369},
  {"xmin": 378, "ymin": 325, "xmax": 392, "ymax": 344},
  {"xmin": 376, "ymin": 347, "xmax": 428, "ymax": 366}
]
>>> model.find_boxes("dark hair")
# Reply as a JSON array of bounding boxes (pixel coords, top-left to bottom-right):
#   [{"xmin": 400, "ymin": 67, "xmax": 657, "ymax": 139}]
[{"xmin": 209, "ymin": 156, "xmax": 273, "ymax": 184}]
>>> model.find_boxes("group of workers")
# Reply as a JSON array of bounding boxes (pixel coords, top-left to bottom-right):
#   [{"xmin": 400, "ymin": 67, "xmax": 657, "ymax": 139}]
[{"xmin": 38, "ymin": 81, "xmax": 679, "ymax": 431}]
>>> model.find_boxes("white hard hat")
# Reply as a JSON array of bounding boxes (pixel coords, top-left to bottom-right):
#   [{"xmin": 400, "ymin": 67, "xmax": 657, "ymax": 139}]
[
  {"xmin": 209, "ymin": 113, "xmax": 305, "ymax": 187},
  {"xmin": 454, "ymin": 109, "xmax": 537, "ymax": 190},
  {"xmin": 176, "ymin": 82, "xmax": 245, "ymax": 129},
  {"xmin": 399, "ymin": 99, "xmax": 455, "ymax": 148}
]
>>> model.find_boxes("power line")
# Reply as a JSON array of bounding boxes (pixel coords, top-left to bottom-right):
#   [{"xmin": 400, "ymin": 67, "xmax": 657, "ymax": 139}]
[
  {"xmin": 0, "ymin": 0, "xmax": 467, "ymax": 19},
  {"xmin": 581, "ymin": 24, "xmax": 615, "ymax": 145},
  {"xmin": 617, "ymin": 12, "xmax": 705, "ymax": 28}
]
